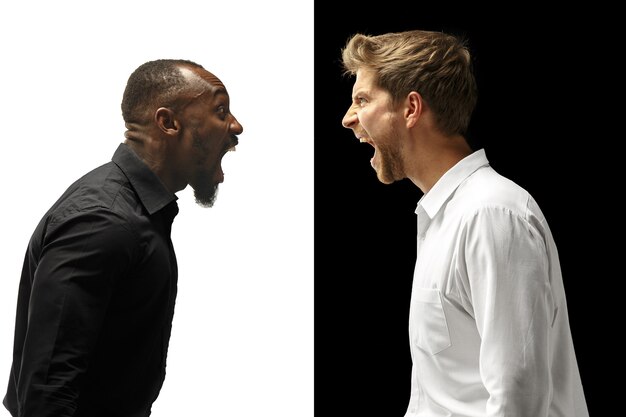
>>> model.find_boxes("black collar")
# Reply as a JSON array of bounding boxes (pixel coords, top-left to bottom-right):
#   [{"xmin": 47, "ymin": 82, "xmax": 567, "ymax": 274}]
[{"xmin": 111, "ymin": 143, "xmax": 178, "ymax": 216}]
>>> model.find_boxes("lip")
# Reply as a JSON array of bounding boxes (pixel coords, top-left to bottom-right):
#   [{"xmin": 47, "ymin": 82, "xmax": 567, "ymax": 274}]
[
  {"xmin": 355, "ymin": 134, "xmax": 374, "ymax": 146},
  {"xmin": 227, "ymin": 136, "xmax": 239, "ymax": 151},
  {"xmin": 222, "ymin": 136, "xmax": 239, "ymax": 155},
  {"xmin": 354, "ymin": 131, "xmax": 368, "ymax": 142}
]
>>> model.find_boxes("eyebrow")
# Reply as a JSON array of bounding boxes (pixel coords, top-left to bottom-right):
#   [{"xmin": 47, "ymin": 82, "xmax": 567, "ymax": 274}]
[
  {"xmin": 212, "ymin": 89, "xmax": 229, "ymax": 101},
  {"xmin": 352, "ymin": 89, "xmax": 370, "ymax": 101}
]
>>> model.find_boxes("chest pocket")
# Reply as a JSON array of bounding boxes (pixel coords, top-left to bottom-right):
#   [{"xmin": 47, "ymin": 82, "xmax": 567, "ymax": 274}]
[{"xmin": 409, "ymin": 288, "xmax": 451, "ymax": 355}]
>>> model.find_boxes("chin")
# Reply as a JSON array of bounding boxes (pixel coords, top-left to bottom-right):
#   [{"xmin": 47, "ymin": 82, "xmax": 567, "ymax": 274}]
[
  {"xmin": 193, "ymin": 184, "xmax": 219, "ymax": 208},
  {"xmin": 376, "ymin": 167, "xmax": 396, "ymax": 185}
]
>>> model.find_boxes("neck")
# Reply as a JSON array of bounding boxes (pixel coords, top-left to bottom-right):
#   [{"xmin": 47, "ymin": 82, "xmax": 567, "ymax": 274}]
[
  {"xmin": 406, "ymin": 132, "xmax": 473, "ymax": 194},
  {"xmin": 124, "ymin": 126, "xmax": 183, "ymax": 193}
]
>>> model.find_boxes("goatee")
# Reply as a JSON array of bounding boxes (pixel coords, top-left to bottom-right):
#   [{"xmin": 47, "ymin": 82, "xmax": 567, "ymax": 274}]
[{"xmin": 194, "ymin": 183, "xmax": 219, "ymax": 208}]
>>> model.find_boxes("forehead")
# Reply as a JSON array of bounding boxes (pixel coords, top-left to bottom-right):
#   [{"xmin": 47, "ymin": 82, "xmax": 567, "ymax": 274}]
[
  {"xmin": 197, "ymin": 70, "xmax": 226, "ymax": 91},
  {"xmin": 180, "ymin": 66, "xmax": 229, "ymax": 102},
  {"xmin": 352, "ymin": 68, "xmax": 385, "ymax": 97},
  {"xmin": 354, "ymin": 67, "xmax": 376, "ymax": 87}
]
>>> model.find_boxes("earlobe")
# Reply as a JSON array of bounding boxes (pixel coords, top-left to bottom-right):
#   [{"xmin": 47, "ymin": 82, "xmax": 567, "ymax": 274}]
[
  {"xmin": 155, "ymin": 107, "xmax": 179, "ymax": 135},
  {"xmin": 405, "ymin": 92, "xmax": 423, "ymax": 128}
]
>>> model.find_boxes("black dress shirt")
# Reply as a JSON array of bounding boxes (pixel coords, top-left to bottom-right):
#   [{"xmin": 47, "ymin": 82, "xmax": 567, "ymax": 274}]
[{"xmin": 3, "ymin": 143, "xmax": 180, "ymax": 417}]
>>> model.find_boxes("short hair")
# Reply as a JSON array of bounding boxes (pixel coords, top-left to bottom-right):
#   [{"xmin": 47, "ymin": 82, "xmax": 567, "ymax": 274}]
[
  {"xmin": 341, "ymin": 30, "xmax": 477, "ymax": 136},
  {"xmin": 121, "ymin": 59, "xmax": 205, "ymax": 123}
]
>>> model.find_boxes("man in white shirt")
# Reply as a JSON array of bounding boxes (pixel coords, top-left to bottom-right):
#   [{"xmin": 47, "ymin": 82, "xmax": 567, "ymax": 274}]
[{"xmin": 340, "ymin": 29, "xmax": 588, "ymax": 417}]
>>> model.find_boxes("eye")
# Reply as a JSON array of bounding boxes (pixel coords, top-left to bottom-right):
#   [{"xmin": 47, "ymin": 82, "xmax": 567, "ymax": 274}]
[
  {"xmin": 356, "ymin": 96, "xmax": 368, "ymax": 106},
  {"xmin": 216, "ymin": 106, "xmax": 228, "ymax": 120}
]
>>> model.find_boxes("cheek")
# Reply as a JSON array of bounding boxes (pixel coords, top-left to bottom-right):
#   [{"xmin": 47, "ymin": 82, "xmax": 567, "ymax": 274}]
[
  {"xmin": 358, "ymin": 108, "xmax": 373, "ymax": 130},
  {"xmin": 202, "ymin": 141, "xmax": 227, "ymax": 167},
  {"xmin": 359, "ymin": 107, "xmax": 384, "ymax": 134},
  {"xmin": 191, "ymin": 129, "xmax": 215, "ymax": 153}
]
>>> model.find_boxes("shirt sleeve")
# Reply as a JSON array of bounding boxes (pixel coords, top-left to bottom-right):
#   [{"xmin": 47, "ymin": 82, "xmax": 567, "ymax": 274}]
[
  {"xmin": 16, "ymin": 208, "xmax": 137, "ymax": 417},
  {"xmin": 463, "ymin": 205, "xmax": 556, "ymax": 417}
]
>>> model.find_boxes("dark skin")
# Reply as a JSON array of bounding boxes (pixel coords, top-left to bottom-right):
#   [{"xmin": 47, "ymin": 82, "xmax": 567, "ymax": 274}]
[{"xmin": 124, "ymin": 65, "xmax": 244, "ymax": 205}]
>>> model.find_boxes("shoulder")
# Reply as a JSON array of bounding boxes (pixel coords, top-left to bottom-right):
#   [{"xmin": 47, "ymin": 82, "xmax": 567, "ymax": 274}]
[
  {"xmin": 449, "ymin": 166, "xmax": 551, "ymax": 245},
  {"xmin": 44, "ymin": 161, "xmax": 142, "ymax": 226},
  {"xmin": 36, "ymin": 162, "xmax": 143, "ymax": 244},
  {"xmin": 456, "ymin": 166, "xmax": 545, "ymax": 224},
  {"xmin": 44, "ymin": 207, "xmax": 139, "ymax": 247}
]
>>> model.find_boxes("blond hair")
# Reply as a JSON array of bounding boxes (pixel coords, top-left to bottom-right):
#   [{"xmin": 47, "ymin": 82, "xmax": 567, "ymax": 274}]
[{"xmin": 341, "ymin": 30, "xmax": 477, "ymax": 136}]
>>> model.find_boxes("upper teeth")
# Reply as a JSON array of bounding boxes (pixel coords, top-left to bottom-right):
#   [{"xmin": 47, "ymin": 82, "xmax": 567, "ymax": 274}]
[{"xmin": 359, "ymin": 138, "xmax": 367, "ymax": 143}]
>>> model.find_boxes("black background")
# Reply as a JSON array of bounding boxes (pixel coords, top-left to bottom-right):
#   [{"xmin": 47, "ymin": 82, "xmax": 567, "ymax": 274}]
[{"xmin": 314, "ymin": 3, "xmax": 618, "ymax": 416}]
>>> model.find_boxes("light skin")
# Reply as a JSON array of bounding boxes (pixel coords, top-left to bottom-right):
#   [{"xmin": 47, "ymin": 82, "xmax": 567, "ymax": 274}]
[
  {"xmin": 341, "ymin": 67, "xmax": 471, "ymax": 194},
  {"xmin": 124, "ymin": 65, "xmax": 244, "ymax": 207}
]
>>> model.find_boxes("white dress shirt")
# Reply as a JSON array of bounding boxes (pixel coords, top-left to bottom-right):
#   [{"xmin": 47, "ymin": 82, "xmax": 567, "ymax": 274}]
[{"xmin": 405, "ymin": 149, "xmax": 588, "ymax": 417}]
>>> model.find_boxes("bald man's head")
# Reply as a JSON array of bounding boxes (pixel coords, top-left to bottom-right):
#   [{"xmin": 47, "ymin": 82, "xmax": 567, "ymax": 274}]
[{"xmin": 121, "ymin": 59, "xmax": 210, "ymax": 124}]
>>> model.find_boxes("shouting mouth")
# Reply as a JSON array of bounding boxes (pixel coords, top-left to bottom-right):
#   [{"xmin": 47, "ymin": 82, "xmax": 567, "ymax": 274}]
[
  {"xmin": 216, "ymin": 136, "xmax": 239, "ymax": 183},
  {"xmin": 356, "ymin": 135, "xmax": 377, "ymax": 169}
]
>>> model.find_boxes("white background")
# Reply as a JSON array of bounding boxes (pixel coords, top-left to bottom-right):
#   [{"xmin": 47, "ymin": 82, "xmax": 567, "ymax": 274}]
[{"xmin": 0, "ymin": 1, "xmax": 313, "ymax": 415}]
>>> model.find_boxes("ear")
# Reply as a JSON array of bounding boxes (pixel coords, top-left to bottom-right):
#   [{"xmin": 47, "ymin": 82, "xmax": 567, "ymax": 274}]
[
  {"xmin": 404, "ymin": 91, "xmax": 423, "ymax": 128},
  {"xmin": 155, "ymin": 107, "xmax": 180, "ymax": 136}
]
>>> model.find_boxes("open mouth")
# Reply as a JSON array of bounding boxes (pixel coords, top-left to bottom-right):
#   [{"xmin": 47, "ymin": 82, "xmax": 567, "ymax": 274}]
[
  {"xmin": 216, "ymin": 137, "xmax": 239, "ymax": 183},
  {"xmin": 356, "ymin": 136, "xmax": 377, "ymax": 168},
  {"xmin": 356, "ymin": 132, "xmax": 374, "ymax": 147},
  {"xmin": 353, "ymin": 130, "xmax": 380, "ymax": 169},
  {"xmin": 228, "ymin": 136, "xmax": 239, "ymax": 151}
]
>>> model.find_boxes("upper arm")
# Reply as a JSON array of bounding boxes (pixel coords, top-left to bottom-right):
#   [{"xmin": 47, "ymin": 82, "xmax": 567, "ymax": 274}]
[{"xmin": 462, "ymin": 206, "xmax": 554, "ymax": 415}]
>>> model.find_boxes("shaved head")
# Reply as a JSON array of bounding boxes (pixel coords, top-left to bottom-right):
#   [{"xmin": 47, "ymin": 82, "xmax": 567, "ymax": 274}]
[{"xmin": 121, "ymin": 59, "xmax": 209, "ymax": 124}]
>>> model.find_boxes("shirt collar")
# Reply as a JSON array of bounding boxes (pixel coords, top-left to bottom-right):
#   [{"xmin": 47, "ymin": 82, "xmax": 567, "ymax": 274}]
[
  {"xmin": 112, "ymin": 143, "xmax": 178, "ymax": 216},
  {"xmin": 416, "ymin": 148, "xmax": 489, "ymax": 219}
]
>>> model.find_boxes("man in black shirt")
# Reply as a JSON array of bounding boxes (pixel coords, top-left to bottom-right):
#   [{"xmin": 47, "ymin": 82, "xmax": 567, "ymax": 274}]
[{"xmin": 3, "ymin": 59, "xmax": 244, "ymax": 417}]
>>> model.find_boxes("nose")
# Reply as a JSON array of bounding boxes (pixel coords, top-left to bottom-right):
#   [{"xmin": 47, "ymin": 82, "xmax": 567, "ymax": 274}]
[
  {"xmin": 230, "ymin": 114, "xmax": 244, "ymax": 135},
  {"xmin": 342, "ymin": 103, "xmax": 358, "ymax": 129}
]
